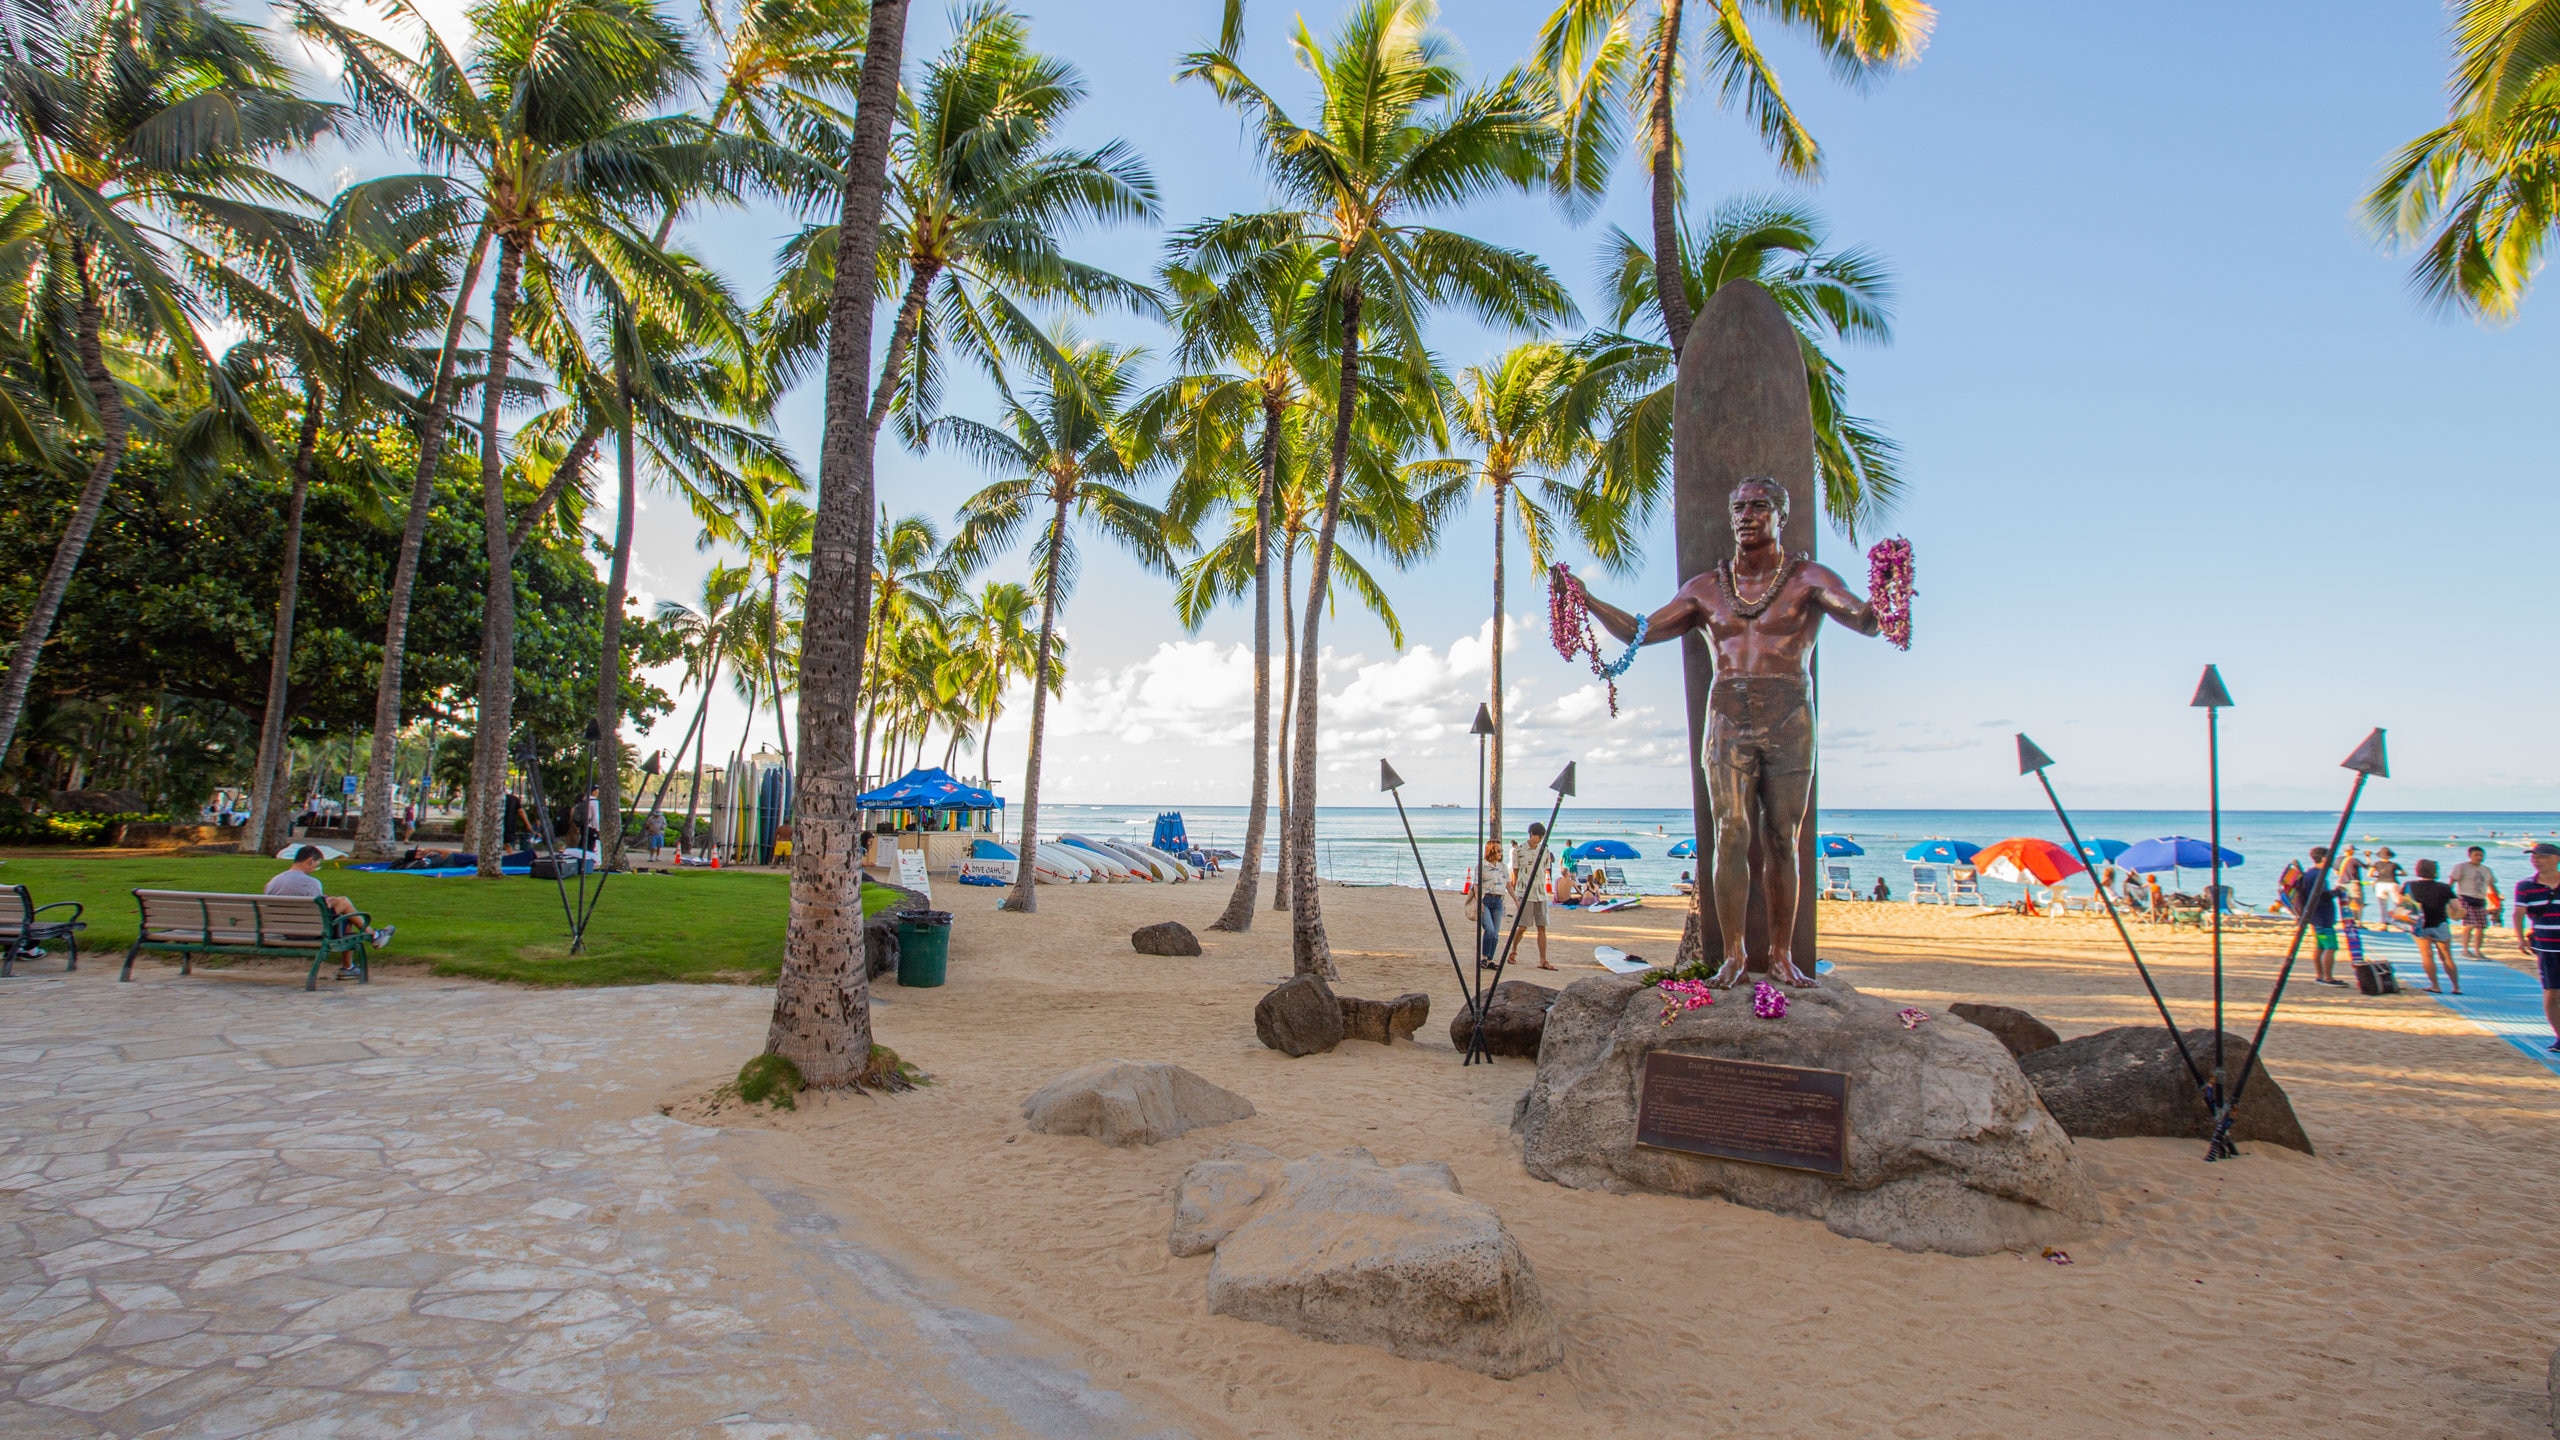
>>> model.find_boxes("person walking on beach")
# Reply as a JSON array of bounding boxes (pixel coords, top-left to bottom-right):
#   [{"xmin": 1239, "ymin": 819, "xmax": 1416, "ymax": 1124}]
[
  {"xmin": 1470, "ymin": 841, "xmax": 1506, "ymax": 970},
  {"xmin": 2451, "ymin": 845, "xmax": 2498, "ymax": 959},
  {"xmin": 1510, "ymin": 823, "xmax": 1556, "ymax": 971},
  {"xmin": 2368, "ymin": 848, "xmax": 2403, "ymax": 929},
  {"xmin": 2513, "ymin": 842, "xmax": 2560, "ymax": 1052},
  {"xmin": 2399, "ymin": 859, "xmax": 2461, "ymax": 994},
  {"xmin": 2294, "ymin": 847, "xmax": 2345, "ymax": 986},
  {"xmin": 2336, "ymin": 845, "xmax": 2366, "ymax": 925}
]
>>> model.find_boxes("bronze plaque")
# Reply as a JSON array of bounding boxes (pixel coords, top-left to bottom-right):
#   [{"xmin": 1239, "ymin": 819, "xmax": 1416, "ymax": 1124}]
[{"xmin": 1635, "ymin": 1051, "xmax": 1848, "ymax": 1175}]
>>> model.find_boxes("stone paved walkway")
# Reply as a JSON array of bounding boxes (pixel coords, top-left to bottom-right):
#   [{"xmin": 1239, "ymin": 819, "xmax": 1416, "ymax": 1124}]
[{"xmin": 0, "ymin": 961, "xmax": 1185, "ymax": 1439}]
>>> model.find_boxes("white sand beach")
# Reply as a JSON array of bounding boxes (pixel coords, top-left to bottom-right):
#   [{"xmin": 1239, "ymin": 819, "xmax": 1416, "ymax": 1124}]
[{"xmin": 674, "ymin": 884, "xmax": 2559, "ymax": 1439}]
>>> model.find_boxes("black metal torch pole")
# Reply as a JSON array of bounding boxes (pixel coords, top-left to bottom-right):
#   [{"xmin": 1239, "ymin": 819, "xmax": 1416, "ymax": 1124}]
[
  {"xmin": 1467, "ymin": 763, "xmax": 1576, "ymax": 1066},
  {"xmin": 1380, "ymin": 760, "xmax": 1478, "ymax": 1042}
]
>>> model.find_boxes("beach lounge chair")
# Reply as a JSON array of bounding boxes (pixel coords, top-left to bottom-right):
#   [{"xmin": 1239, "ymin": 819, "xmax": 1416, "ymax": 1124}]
[
  {"xmin": 1910, "ymin": 865, "xmax": 1942, "ymax": 903},
  {"xmin": 1949, "ymin": 867, "xmax": 1987, "ymax": 906},
  {"xmin": 1823, "ymin": 864, "xmax": 1857, "ymax": 901}
]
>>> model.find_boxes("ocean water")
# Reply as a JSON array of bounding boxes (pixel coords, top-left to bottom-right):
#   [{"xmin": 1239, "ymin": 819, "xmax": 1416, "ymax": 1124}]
[{"xmin": 1032, "ymin": 804, "xmax": 2560, "ymax": 910}]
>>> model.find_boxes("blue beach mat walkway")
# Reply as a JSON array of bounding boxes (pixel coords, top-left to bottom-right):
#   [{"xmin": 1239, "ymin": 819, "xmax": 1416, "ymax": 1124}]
[{"xmin": 2350, "ymin": 927, "xmax": 2558, "ymax": 1077}]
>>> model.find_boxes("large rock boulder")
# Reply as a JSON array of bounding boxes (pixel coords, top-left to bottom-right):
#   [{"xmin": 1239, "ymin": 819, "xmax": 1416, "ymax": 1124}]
[
  {"xmin": 1255, "ymin": 974, "xmax": 1343, "ymax": 1056},
  {"xmin": 1132, "ymin": 921, "xmax": 1203, "ymax": 956},
  {"xmin": 1172, "ymin": 1146, "xmax": 1561, "ymax": 1378},
  {"xmin": 1448, "ymin": 980, "xmax": 1558, "ymax": 1058},
  {"xmin": 1949, "ymin": 1002, "xmax": 2062, "ymax": 1059},
  {"xmin": 2018, "ymin": 1026, "xmax": 2312, "ymax": 1154},
  {"xmin": 1022, "ymin": 1060, "xmax": 1254, "ymax": 1148},
  {"xmin": 1340, "ymin": 991, "xmax": 1430, "ymax": 1045},
  {"xmin": 1515, "ymin": 975, "xmax": 2100, "ymax": 1256}
]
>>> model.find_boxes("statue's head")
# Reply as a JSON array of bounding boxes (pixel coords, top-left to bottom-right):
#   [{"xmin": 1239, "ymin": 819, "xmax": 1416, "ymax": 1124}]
[{"xmin": 1729, "ymin": 477, "xmax": 1787, "ymax": 548}]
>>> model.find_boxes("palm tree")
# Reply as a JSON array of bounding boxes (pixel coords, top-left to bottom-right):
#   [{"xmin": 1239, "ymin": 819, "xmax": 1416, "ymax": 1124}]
[
  {"xmin": 299, "ymin": 0, "xmax": 701, "ymax": 871},
  {"xmin": 218, "ymin": 197, "xmax": 460, "ymax": 855},
  {"xmin": 767, "ymin": 0, "xmax": 911, "ymax": 1090},
  {"xmin": 943, "ymin": 579, "xmax": 1050, "ymax": 787},
  {"xmin": 652, "ymin": 561, "xmax": 751, "ymax": 854},
  {"xmin": 760, "ymin": 1, "xmax": 1159, "ymax": 448},
  {"xmin": 735, "ymin": 488, "xmax": 814, "ymax": 779},
  {"xmin": 1428, "ymin": 342, "xmax": 1599, "ymax": 842},
  {"xmin": 856, "ymin": 511, "xmax": 959, "ymax": 784},
  {"xmin": 1179, "ymin": 0, "xmax": 1573, "ymax": 975},
  {"xmin": 1534, "ymin": 0, "xmax": 1933, "ymax": 350},
  {"xmin": 943, "ymin": 337, "xmax": 1177, "ymax": 914},
  {"xmin": 2365, "ymin": 0, "xmax": 2560, "ymax": 319},
  {"xmin": 0, "ymin": 0, "xmax": 332, "ymax": 768},
  {"xmin": 1574, "ymin": 198, "xmax": 1901, "ymax": 542}
]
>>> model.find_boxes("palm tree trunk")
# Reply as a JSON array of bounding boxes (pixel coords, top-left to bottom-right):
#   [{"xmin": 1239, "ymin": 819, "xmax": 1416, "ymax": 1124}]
[
  {"xmin": 357, "ymin": 222, "xmax": 493, "ymax": 859},
  {"xmin": 1210, "ymin": 399, "xmax": 1282, "ymax": 931},
  {"xmin": 591, "ymin": 376, "xmax": 638, "ymax": 870},
  {"xmin": 466, "ymin": 235, "xmax": 527, "ymax": 876},
  {"xmin": 868, "ymin": 261, "xmax": 941, "ymax": 438},
  {"xmin": 765, "ymin": 0, "xmax": 910, "ymax": 1091},
  {"xmin": 1489, "ymin": 476, "xmax": 1506, "ymax": 847},
  {"xmin": 1000, "ymin": 494, "xmax": 1070, "ymax": 915},
  {"xmin": 1271, "ymin": 538, "xmax": 1298, "ymax": 912},
  {"xmin": 1648, "ymin": 0, "xmax": 1694, "ymax": 352},
  {"xmin": 979, "ymin": 713, "xmax": 995, "ymax": 787},
  {"xmin": 763, "ymin": 566, "xmax": 793, "ymax": 777},
  {"xmin": 252, "ymin": 391, "xmax": 325, "ymax": 855},
  {"xmin": 679, "ymin": 643, "xmax": 719, "ymax": 854},
  {"xmin": 1288, "ymin": 291, "xmax": 1365, "ymax": 979},
  {"xmin": 0, "ymin": 254, "xmax": 129, "ymax": 770}
]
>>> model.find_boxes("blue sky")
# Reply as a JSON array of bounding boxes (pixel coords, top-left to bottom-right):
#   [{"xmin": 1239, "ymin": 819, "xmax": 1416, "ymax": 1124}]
[{"xmin": 355, "ymin": 0, "xmax": 2557, "ymax": 812}]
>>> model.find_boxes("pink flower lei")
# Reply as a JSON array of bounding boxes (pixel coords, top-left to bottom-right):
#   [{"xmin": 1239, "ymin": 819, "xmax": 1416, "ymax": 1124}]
[
  {"xmin": 1867, "ymin": 537, "xmax": 1915, "ymax": 651},
  {"xmin": 1549, "ymin": 563, "xmax": 1631, "ymax": 716},
  {"xmin": 1752, "ymin": 980, "xmax": 1789, "ymax": 1019},
  {"xmin": 1656, "ymin": 979, "xmax": 1715, "ymax": 1026}
]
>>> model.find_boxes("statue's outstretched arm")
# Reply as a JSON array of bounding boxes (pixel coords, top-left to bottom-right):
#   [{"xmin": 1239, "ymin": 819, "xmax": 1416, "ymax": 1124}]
[
  {"xmin": 1807, "ymin": 563, "xmax": 1883, "ymax": 637},
  {"xmin": 1584, "ymin": 584, "xmax": 1700, "ymax": 646}
]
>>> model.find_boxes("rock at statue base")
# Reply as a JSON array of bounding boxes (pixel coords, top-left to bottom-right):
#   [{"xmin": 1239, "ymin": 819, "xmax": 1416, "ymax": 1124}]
[
  {"xmin": 1021, "ymin": 1060, "xmax": 1254, "ymax": 1148},
  {"xmin": 2018, "ymin": 1027, "xmax": 2312, "ymax": 1154},
  {"xmin": 1340, "ymin": 991, "xmax": 1430, "ymax": 1045},
  {"xmin": 1173, "ymin": 1146, "xmax": 1561, "ymax": 1378},
  {"xmin": 1255, "ymin": 974, "xmax": 1343, "ymax": 1056},
  {"xmin": 1448, "ymin": 980, "xmax": 1558, "ymax": 1058},
  {"xmin": 1515, "ymin": 975, "xmax": 2100, "ymax": 1256},
  {"xmin": 1131, "ymin": 921, "xmax": 1203, "ymax": 957},
  {"xmin": 1950, "ymin": 1002, "xmax": 2062, "ymax": 1059}
]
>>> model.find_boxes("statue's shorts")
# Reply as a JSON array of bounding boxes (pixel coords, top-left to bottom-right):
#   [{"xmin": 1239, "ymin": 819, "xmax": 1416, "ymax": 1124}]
[{"xmin": 1700, "ymin": 675, "xmax": 1814, "ymax": 793}]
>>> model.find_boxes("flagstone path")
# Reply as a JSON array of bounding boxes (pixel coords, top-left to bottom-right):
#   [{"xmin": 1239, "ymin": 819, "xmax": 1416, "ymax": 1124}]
[{"xmin": 0, "ymin": 960, "xmax": 1187, "ymax": 1439}]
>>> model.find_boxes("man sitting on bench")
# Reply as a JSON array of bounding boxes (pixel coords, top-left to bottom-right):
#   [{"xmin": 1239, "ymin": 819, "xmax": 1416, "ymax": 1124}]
[{"xmin": 268, "ymin": 847, "xmax": 395, "ymax": 976}]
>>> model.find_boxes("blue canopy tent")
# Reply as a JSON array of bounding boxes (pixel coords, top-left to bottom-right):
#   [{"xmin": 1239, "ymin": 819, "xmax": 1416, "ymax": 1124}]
[
  {"xmin": 1819, "ymin": 835, "xmax": 1865, "ymax": 857},
  {"xmin": 855, "ymin": 768, "xmax": 1005, "ymax": 832}
]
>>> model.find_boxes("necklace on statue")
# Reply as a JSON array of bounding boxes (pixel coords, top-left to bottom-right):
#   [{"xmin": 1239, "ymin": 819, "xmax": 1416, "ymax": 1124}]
[{"xmin": 1717, "ymin": 552, "xmax": 1800, "ymax": 621}]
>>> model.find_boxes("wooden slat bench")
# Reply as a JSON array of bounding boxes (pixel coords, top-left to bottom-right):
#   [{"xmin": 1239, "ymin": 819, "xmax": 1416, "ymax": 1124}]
[
  {"xmin": 0, "ymin": 884, "xmax": 85, "ymax": 977},
  {"xmin": 121, "ymin": 890, "xmax": 374, "ymax": 992}
]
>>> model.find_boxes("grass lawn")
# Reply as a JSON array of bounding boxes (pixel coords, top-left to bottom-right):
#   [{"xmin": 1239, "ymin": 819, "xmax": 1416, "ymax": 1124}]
[{"xmin": 0, "ymin": 853, "xmax": 908, "ymax": 987}]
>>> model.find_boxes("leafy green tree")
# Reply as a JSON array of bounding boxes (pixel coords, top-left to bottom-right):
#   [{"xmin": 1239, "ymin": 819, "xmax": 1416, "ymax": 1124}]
[
  {"xmin": 0, "ymin": 0, "xmax": 333, "ymax": 770},
  {"xmin": 944, "ymin": 337, "xmax": 1177, "ymax": 914},
  {"xmin": 1574, "ymin": 198, "xmax": 1900, "ymax": 541},
  {"xmin": 2365, "ymin": 0, "xmax": 2560, "ymax": 319},
  {"xmin": 1179, "ymin": 0, "xmax": 1572, "ymax": 975},
  {"xmin": 1534, "ymin": 0, "xmax": 1932, "ymax": 349},
  {"xmin": 942, "ymin": 578, "xmax": 1050, "ymax": 787}
]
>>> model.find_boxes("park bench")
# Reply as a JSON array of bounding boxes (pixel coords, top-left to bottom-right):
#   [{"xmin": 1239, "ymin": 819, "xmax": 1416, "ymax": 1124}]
[
  {"xmin": 120, "ymin": 890, "xmax": 374, "ymax": 992},
  {"xmin": 0, "ymin": 884, "xmax": 85, "ymax": 977}
]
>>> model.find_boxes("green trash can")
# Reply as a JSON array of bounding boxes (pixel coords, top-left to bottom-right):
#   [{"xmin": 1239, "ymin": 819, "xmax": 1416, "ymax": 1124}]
[{"xmin": 895, "ymin": 909, "xmax": 952, "ymax": 987}]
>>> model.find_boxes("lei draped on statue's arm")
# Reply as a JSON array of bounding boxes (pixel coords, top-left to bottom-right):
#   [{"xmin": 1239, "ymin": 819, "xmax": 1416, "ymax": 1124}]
[
  {"xmin": 1547, "ymin": 564, "xmax": 1645, "ymax": 717},
  {"xmin": 1868, "ymin": 537, "xmax": 1914, "ymax": 650}
]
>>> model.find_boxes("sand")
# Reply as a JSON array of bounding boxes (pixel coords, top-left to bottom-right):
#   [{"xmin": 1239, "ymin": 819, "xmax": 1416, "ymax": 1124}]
[{"xmin": 673, "ymin": 882, "xmax": 2559, "ymax": 1439}]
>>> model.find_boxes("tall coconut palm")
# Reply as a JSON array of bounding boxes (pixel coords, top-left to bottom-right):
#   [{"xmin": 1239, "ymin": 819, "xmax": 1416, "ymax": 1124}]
[
  {"xmin": 767, "ymin": 0, "xmax": 911, "ymax": 1091},
  {"xmin": 855, "ymin": 511, "xmax": 958, "ymax": 784},
  {"xmin": 0, "ymin": 0, "xmax": 332, "ymax": 769},
  {"xmin": 1573, "ymin": 198, "xmax": 1900, "ymax": 543},
  {"xmin": 298, "ymin": 0, "xmax": 702, "ymax": 870},
  {"xmin": 760, "ymin": 1, "xmax": 1158, "ymax": 449},
  {"xmin": 942, "ymin": 578, "xmax": 1049, "ymax": 788},
  {"xmin": 943, "ymin": 337, "xmax": 1177, "ymax": 914},
  {"xmin": 1180, "ymin": 0, "xmax": 1573, "ymax": 975},
  {"xmin": 1534, "ymin": 0, "xmax": 1932, "ymax": 351},
  {"xmin": 652, "ymin": 561, "xmax": 750, "ymax": 852},
  {"xmin": 1147, "ymin": 239, "xmax": 1325, "ymax": 931},
  {"xmin": 1427, "ymin": 341, "xmax": 1599, "ymax": 842},
  {"xmin": 2365, "ymin": 0, "xmax": 2560, "ymax": 319},
  {"xmin": 735, "ymin": 488, "xmax": 813, "ymax": 779}
]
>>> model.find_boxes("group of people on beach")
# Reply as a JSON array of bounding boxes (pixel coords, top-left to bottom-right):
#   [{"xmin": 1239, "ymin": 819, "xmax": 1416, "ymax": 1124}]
[
  {"xmin": 2279, "ymin": 841, "xmax": 2560, "ymax": 1053},
  {"xmin": 1466, "ymin": 822, "xmax": 1621, "ymax": 974}
]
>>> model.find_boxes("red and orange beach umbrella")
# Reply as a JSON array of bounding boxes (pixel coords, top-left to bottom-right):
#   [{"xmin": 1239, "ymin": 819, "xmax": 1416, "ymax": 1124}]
[{"xmin": 1973, "ymin": 837, "xmax": 2088, "ymax": 887}]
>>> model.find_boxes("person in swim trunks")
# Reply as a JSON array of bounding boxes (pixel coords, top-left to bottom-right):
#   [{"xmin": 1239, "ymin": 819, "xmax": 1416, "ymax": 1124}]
[{"xmin": 1572, "ymin": 477, "xmax": 1888, "ymax": 989}]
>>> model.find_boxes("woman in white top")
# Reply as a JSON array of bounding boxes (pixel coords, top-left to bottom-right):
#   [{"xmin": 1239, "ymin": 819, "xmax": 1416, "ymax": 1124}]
[{"xmin": 1470, "ymin": 842, "xmax": 1506, "ymax": 970}]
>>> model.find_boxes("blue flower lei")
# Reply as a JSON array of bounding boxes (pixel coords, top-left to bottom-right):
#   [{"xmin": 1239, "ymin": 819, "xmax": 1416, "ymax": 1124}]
[{"xmin": 1596, "ymin": 614, "xmax": 1646, "ymax": 678}]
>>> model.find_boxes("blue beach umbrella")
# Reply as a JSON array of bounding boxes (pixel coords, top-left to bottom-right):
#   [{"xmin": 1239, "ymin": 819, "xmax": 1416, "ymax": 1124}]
[
  {"xmin": 2117, "ymin": 836, "xmax": 2243, "ymax": 874},
  {"xmin": 2074, "ymin": 837, "xmax": 2130, "ymax": 865},
  {"xmin": 1903, "ymin": 838, "xmax": 1981, "ymax": 865},
  {"xmin": 1819, "ymin": 835, "xmax": 1865, "ymax": 857},
  {"xmin": 1566, "ymin": 839, "xmax": 1641, "ymax": 863},
  {"xmin": 1667, "ymin": 838, "xmax": 1696, "ymax": 858}
]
